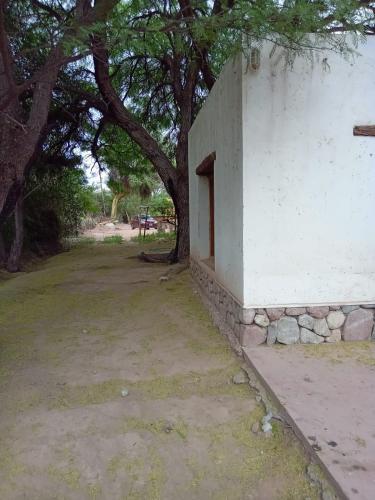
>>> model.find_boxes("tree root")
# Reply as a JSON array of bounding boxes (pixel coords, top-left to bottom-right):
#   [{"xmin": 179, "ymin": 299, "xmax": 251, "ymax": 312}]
[{"xmin": 138, "ymin": 251, "xmax": 172, "ymax": 263}]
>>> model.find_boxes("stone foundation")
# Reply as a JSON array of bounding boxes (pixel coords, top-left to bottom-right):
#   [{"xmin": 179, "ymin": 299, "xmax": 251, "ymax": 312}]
[{"xmin": 191, "ymin": 259, "xmax": 375, "ymax": 347}]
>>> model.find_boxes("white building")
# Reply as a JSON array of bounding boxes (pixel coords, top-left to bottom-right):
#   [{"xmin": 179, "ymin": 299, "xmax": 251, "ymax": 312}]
[{"xmin": 189, "ymin": 38, "xmax": 375, "ymax": 346}]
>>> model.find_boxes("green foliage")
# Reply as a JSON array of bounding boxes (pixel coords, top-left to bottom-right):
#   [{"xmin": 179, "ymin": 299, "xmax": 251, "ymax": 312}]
[
  {"xmin": 117, "ymin": 193, "xmax": 142, "ymax": 222},
  {"xmin": 107, "ymin": 0, "xmax": 374, "ymax": 144},
  {"xmin": 148, "ymin": 194, "xmax": 174, "ymax": 217},
  {"xmin": 88, "ymin": 124, "xmax": 162, "ymax": 218},
  {"xmin": 25, "ymin": 167, "xmax": 95, "ymax": 238},
  {"xmin": 18, "ymin": 166, "xmax": 98, "ymax": 258},
  {"xmin": 117, "ymin": 191, "xmax": 173, "ymax": 222}
]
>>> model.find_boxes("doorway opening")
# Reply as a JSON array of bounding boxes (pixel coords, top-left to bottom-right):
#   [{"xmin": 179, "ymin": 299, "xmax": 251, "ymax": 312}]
[{"xmin": 196, "ymin": 152, "xmax": 216, "ymax": 268}]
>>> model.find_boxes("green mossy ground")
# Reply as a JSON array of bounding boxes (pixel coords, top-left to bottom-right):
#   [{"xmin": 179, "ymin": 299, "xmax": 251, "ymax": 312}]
[
  {"xmin": 302, "ymin": 340, "xmax": 375, "ymax": 366},
  {"xmin": 0, "ymin": 240, "xmax": 324, "ymax": 499}
]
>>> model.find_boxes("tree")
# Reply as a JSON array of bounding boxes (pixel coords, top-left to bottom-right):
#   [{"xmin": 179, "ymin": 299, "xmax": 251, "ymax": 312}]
[
  {"xmin": 1, "ymin": 0, "xmax": 373, "ymax": 265},
  {"xmin": 90, "ymin": 0, "xmax": 374, "ymax": 261},
  {"xmin": 1, "ymin": 62, "xmax": 96, "ymax": 270},
  {"xmin": 0, "ymin": 0, "xmax": 117, "ymax": 221},
  {"xmin": 89, "ymin": 124, "xmax": 158, "ymax": 220}
]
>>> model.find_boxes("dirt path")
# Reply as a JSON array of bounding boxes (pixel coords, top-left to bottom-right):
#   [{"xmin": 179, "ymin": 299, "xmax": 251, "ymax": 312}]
[
  {"xmin": 0, "ymin": 242, "xmax": 320, "ymax": 499},
  {"xmin": 83, "ymin": 222, "xmax": 161, "ymax": 241}
]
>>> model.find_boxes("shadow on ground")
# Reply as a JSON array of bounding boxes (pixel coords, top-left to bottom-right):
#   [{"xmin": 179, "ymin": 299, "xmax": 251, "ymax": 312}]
[{"xmin": 0, "ymin": 240, "xmax": 321, "ymax": 499}]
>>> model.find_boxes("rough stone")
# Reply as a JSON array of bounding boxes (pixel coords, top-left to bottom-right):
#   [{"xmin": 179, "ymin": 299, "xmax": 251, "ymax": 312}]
[
  {"xmin": 313, "ymin": 318, "xmax": 330, "ymax": 337},
  {"xmin": 262, "ymin": 421, "xmax": 272, "ymax": 433},
  {"xmin": 361, "ymin": 304, "xmax": 375, "ymax": 309},
  {"xmin": 267, "ymin": 322, "xmax": 278, "ymax": 345},
  {"xmin": 306, "ymin": 306, "xmax": 329, "ymax": 319},
  {"xmin": 326, "ymin": 311, "xmax": 346, "ymax": 330},
  {"xmin": 266, "ymin": 308, "xmax": 285, "ymax": 321},
  {"xmin": 240, "ymin": 324, "xmax": 267, "ymax": 346},
  {"xmin": 276, "ymin": 317, "xmax": 300, "ymax": 345},
  {"xmin": 341, "ymin": 305, "xmax": 359, "ymax": 314},
  {"xmin": 239, "ymin": 308, "xmax": 256, "ymax": 325},
  {"xmin": 232, "ymin": 370, "xmax": 248, "ymax": 384},
  {"xmin": 325, "ymin": 329, "xmax": 341, "ymax": 343},
  {"xmin": 226, "ymin": 311, "xmax": 235, "ymax": 329},
  {"xmin": 306, "ymin": 464, "xmax": 321, "ymax": 486},
  {"xmin": 251, "ymin": 422, "xmax": 260, "ymax": 434},
  {"xmin": 329, "ymin": 305, "xmax": 341, "ymax": 311},
  {"xmin": 254, "ymin": 314, "xmax": 270, "ymax": 327},
  {"xmin": 300, "ymin": 328, "xmax": 324, "ymax": 344},
  {"xmin": 105, "ymin": 222, "xmax": 115, "ymax": 228},
  {"xmin": 342, "ymin": 308, "xmax": 374, "ymax": 341},
  {"xmin": 298, "ymin": 314, "xmax": 314, "ymax": 330},
  {"xmin": 256, "ymin": 308, "xmax": 266, "ymax": 315},
  {"xmin": 285, "ymin": 307, "xmax": 306, "ymax": 316}
]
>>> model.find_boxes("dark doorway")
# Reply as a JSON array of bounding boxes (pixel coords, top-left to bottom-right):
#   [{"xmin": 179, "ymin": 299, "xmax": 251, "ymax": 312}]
[
  {"xmin": 208, "ymin": 172, "xmax": 214, "ymax": 257},
  {"xmin": 196, "ymin": 152, "xmax": 216, "ymax": 262}
]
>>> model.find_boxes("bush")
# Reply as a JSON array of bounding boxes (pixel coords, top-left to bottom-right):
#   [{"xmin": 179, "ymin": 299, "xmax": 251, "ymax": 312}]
[
  {"xmin": 148, "ymin": 193, "xmax": 174, "ymax": 217},
  {"xmin": 117, "ymin": 192, "xmax": 174, "ymax": 223}
]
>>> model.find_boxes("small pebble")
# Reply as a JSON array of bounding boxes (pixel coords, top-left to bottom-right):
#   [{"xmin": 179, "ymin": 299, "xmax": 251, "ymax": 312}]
[
  {"xmin": 159, "ymin": 276, "xmax": 169, "ymax": 282},
  {"xmin": 262, "ymin": 412, "xmax": 273, "ymax": 424},
  {"xmin": 262, "ymin": 422, "xmax": 272, "ymax": 433},
  {"xmin": 121, "ymin": 388, "xmax": 129, "ymax": 397},
  {"xmin": 163, "ymin": 423, "xmax": 174, "ymax": 433},
  {"xmin": 232, "ymin": 371, "xmax": 248, "ymax": 384}
]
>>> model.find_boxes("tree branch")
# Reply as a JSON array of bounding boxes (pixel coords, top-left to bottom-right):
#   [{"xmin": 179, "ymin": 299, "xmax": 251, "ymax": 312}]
[{"xmin": 92, "ymin": 35, "xmax": 177, "ymax": 194}]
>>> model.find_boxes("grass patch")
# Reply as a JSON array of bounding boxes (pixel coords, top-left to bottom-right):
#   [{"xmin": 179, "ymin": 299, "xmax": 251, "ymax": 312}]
[
  {"xmin": 102, "ymin": 235, "xmax": 124, "ymax": 244},
  {"xmin": 302, "ymin": 341, "xmax": 375, "ymax": 366},
  {"xmin": 131, "ymin": 231, "xmax": 176, "ymax": 244},
  {"xmin": 122, "ymin": 416, "xmax": 188, "ymax": 439},
  {"xmin": 62, "ymin": 236, "xmax": 96, "ymax": 250},
  {"xmin": 47, "ymin": 465, "xmax": 81, "ymax": 489},
  {"xmin": 48, "ymin": 366, "xmax": 249, "ymax": 410}
]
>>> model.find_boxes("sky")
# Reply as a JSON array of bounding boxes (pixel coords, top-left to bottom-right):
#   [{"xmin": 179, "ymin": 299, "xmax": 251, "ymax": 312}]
[{"xmin": 82, "ymin": 152, "xmax": 109, "ymax": 189}]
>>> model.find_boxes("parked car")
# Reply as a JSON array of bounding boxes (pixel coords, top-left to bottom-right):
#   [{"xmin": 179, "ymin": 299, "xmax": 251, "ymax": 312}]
[{"xmin": 130, "ymin": 215, "xmax": 158, "ymax": 230}]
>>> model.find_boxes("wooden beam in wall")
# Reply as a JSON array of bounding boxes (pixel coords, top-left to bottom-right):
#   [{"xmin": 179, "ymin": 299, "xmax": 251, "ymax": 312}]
[
  {"xmin": 353, "ymin": 125, "xmax": 375, "ymax": 137},
  {"xmin": 195, "ymin": 152, "xmax": 216, "ymax": 176}
]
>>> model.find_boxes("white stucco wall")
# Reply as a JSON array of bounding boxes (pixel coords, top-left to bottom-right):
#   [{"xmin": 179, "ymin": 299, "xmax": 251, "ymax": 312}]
[
  {"xmin": 188, "ymin": 56, "xmax": 244, "ymax": 302},
  {"xmin": 242, "ymin": 39, "xmax": 375, "ymax": 307}
]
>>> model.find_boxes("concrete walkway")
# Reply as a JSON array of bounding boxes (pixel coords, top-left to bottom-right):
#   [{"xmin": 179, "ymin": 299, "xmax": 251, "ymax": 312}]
[
  {"xmin": 0, "ymin": 242, "xmax": 323, "ymax": 499},
  {"xmin": 243, "ymin": 343, "xmax": 375, "ymax": 500}
]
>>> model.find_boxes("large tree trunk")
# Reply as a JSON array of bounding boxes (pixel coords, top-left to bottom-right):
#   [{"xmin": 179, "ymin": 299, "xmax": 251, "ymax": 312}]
[
  {"xmin": 110, "ymin": 193, "xmax": 124, "ymax": 220},
  {"xmin": 0, "ymin": 231, "xmax": 6, "ymax": 266},
  {"xmin": 92, "ymin": 35, "xmax": 196, "ymax": 262},
  {"xmin": 170, "ymin": 170, "xmax": 190, "ymax": 262},
  {"xmin": 6, "ymin": 192, "xmax": 24, "ymax": 272}
]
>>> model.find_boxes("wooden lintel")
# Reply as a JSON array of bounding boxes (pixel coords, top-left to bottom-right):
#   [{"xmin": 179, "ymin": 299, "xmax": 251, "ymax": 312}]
[
  {"xmin": 353, "ymin": 125, "xmax": 375, "ymax": 137},
  {"xmin": 195, "ymin": 152, "xmax": 216, "ymax": 176}
]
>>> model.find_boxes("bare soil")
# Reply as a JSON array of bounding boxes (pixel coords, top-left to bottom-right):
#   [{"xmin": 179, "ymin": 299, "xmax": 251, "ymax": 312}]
[
  {"xmin": 0, "ymin": 240, "xmax": 320, "ymax": 499},
  {"xmin": 83, "ymin": 222, "xmax": 162, "ymax": 241}
]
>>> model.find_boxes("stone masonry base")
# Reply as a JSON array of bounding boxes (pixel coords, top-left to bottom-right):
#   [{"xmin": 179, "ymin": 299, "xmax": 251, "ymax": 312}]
[{"xmin": 191, "ymin": 258, "xmax": 375, "ymax": 347}]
